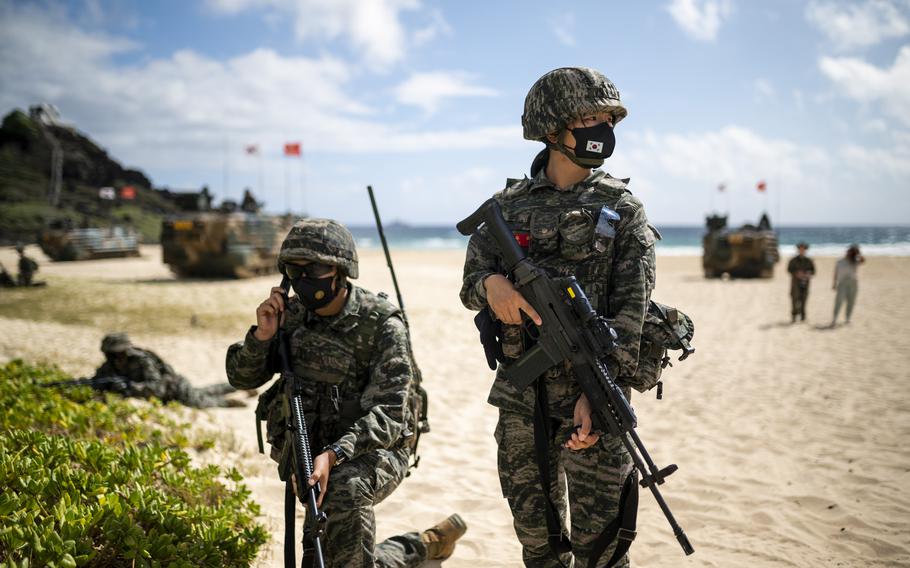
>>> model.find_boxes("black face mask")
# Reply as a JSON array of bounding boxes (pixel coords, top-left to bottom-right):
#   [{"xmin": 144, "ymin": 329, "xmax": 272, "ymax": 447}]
[
  {"xmin": 291, "ymin": 274, "xmax": 338, "ymax": 310},
  {"xmin": 556, "ymin": 121, "xmax": 615, "ymax": 168}
]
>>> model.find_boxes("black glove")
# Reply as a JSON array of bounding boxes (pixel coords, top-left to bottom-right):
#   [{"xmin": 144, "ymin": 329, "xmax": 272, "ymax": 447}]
[{"xmin": 474, "ymin": 309, "xmax": 506, "ymax": 370}]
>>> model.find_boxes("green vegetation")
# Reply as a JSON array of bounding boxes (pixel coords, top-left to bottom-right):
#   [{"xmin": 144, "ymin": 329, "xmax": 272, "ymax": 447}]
[
  {"xmin": 0, "ymin": 361, "xmax": 268, "ymax": 567},
  {"xmin": 0, "ymin": 108, "xmax": 181, "ymax": 244}
]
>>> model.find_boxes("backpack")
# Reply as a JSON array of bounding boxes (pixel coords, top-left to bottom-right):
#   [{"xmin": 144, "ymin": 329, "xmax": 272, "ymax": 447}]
[
  {"xmin": 621, "ymin": 300, "xmax": 695, "ymax": 397},
  {"xmin": 254, "ymin": 292, "xmax": 429, "ymax": 481}
]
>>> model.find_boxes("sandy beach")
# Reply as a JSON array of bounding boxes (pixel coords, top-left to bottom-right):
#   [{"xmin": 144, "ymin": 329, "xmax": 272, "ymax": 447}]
[{"xmin": 1, "ymin": 244, "xmax": 908, "ymax": 567}]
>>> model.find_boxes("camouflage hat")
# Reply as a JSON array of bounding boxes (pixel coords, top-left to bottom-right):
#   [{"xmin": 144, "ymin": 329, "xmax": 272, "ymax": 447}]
[
  {"xmin": 278, "ymin": 218, "xmax": 359, "ymax": 279},
  {"xmin": 522, "ymin": 67, "xmax": 628, "ymax": 141},
  {"xmin": 101, "ymin": 332, "xmax": 132, "ymax": 353}
]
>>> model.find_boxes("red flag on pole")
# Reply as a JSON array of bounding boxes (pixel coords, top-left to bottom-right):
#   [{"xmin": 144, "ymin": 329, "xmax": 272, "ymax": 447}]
[
  {"xmin": 120, "ymin": 185, "xmax": 136, "ymax": 200},
  {"xmin": 284, "ymin": 142, "xmax": 302, "ymax": 157},
  {"xmin": 756, "ymin": 180, "xmax": 767, "ymax": 192},
  {"xmin": 245, "ymin": 144, "xmax": 259, "ymax": 155}
]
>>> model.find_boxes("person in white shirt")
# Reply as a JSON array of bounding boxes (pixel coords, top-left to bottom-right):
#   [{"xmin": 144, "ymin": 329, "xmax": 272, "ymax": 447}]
[{"xmin": 832, "ymin": 244, "xmax": 865, "ymax": 325}]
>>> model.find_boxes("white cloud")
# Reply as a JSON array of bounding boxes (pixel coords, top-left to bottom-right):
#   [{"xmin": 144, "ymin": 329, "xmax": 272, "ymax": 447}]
[
  {"xmin": 840, "ymin": 140, "xmax": 910, "ymax": 178},
  {"xmin": 393, "ymin": 71, "xmax": 498, "ymax": 114},
  {"xmin": 413, "ymin": 8, "xmax": 453, "ymax": 46},
  {"xmin": 206, "ymin": 0, "xmax": 420, "ymax": 69},
  {"xmin": 666, "ymin": 0, "xmax": 732, "ymax": 42},
  {"xmin": 552, "ymin": 13, "xmax": 576, "ymax": 47},
  {"xmin": 806, "ymin": 0, "xmax": 910, "ymax": 51},
  {"xmin": 614, "ymin": 124, "xmax": 909, "ymax": 224},
  {"xmin": 819, "ymin": 45, "xmax": 910, "ymax": 126},
  {"xmin": 0, "ymin": 2, "xmax": 520, "ymax": 198},
  {"xmin": 753, "ymin": 78, "xmax": 776, "ymax": 103}
]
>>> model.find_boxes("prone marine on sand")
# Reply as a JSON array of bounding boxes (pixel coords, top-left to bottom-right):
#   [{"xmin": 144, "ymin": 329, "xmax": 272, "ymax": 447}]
[
  {"xmin": 87, "ymin": 332, "xmax": 246, "ymax": 408},
  {"xmin": 226, "ymin": 218, "xmax": 466, "ymax": 567}
]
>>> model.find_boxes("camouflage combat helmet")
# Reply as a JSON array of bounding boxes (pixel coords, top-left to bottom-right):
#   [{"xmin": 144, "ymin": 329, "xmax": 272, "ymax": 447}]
[
  {"xmin": 522, "ymin": 67, "xmax": 628, "ymax": 141},
  {"xmin": 101, "ymin": 332, "xmax": 132, "ymax": 353},
  {"xmin": 278, "ymin": 218, "xmax": 359, "ymax": 279}
]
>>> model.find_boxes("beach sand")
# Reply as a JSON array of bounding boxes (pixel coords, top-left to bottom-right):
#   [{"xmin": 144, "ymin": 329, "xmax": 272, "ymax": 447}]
[{"xmin": 1, "ymin": 244, "xmax": 908, "ymax": 567}]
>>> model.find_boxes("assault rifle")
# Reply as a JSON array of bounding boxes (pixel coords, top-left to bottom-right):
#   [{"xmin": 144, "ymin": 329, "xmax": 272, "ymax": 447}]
[
  {"xmin": 41, "ymin": 375, "xmax": 128, "ymax": 391},
  {"xmin": 277, "ymin": 275, "xmax": 327, "ymax": 568},
  {"xmin": 457, "ymin": 198, "xmax": 694, "ymax": 559}
]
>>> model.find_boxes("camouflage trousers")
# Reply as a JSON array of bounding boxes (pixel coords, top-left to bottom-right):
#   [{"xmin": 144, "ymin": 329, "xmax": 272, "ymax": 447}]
[
  {"xmin": 173, "ymin": 380, "xmax": 237, "ymax": 408},
  {"xmin": 495, "ymin": 410, "xmax": 634, "ymax": 568},
  {"xmin": 308, "ymin": 446, "xmax": 426, "ymax": 568},
  {"xmin": 790, "ymin": 279, "xmax": 810, "ymax": 319}
]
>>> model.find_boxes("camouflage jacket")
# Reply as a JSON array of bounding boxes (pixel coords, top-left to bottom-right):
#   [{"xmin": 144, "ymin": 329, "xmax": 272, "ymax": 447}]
[
  {"xmin": 787, "ymin": 256, "xmax": 815, "ymax": 277},
  {"xmin": 460, "ymin": 166, "xmax": 657, "ymax": 417},
  {"xmin": 93, "ymin": 348, "xmax": 182, "ymax": 401},
  {"xmin": 225, "ymin": 285, "xmax": 414, "ymax": 462}
]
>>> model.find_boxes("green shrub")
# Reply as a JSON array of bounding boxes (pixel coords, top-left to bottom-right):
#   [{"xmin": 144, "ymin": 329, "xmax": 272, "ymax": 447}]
[{"xmin": 0, "ymin": 361, "xmax": 268, "ymax": 567}]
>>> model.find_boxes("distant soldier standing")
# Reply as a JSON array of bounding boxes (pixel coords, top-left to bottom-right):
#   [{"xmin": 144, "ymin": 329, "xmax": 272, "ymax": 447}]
[
  {"xmin": 226, "ymin": 218, "xmax": 465, "ymax": 567},
  {"xmin": 95, "ymin": 332, "xmax": 243, "ymax": 408},
  {"xmin": 15, "ymin": 243, "xmax": 38, "ymax": 287},
  {"xmin": 461, "ymin": 67, "xmax": 657, "ymax": 567},
  {"xmin": 787, "ymin": 242, "xmax": 815, "ymax": 322}
]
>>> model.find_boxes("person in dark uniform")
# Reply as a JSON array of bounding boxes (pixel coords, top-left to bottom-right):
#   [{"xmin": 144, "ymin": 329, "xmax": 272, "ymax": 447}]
[{"xmin": 787, "ymin": 242, "xmax": 815, "ymax": 323}]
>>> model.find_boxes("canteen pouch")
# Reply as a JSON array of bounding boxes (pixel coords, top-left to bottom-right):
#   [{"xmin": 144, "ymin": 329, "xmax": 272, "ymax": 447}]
[{"xmin": 622, "ymin": 301, "xmax": 695, "ymax": 393}]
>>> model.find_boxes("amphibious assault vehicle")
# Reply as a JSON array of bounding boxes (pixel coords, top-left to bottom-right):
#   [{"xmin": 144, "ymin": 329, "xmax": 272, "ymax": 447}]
[
  {"xmin": 160, "ymin": 190, "xmax": 293, "ymax": 278},
  {"xmin": 702, "ymin": 213, "xmax": 779, "ymax": 278},
  {"xmin": 38, "ymin": 222, "xmax": 140, "ymax": 261}
]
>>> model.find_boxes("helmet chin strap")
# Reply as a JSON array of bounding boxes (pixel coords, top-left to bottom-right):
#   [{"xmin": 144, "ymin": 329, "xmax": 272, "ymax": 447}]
[{"xmin": 554, "ymin": 129, "xmax": 604, "ymax": 169}]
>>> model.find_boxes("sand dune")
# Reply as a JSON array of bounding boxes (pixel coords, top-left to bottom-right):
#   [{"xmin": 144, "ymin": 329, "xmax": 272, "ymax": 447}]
[{"xmin": 1, "ymin": 244, "xmax": 908, "ymax": 567}]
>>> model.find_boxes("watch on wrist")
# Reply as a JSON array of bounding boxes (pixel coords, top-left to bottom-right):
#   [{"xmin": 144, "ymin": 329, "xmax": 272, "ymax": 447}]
[{"xmin": 325, "ymin": 443, "xmax": 347, "ymax": 466}]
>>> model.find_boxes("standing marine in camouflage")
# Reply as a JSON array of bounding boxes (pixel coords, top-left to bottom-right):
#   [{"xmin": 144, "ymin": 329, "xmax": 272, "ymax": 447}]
[
  {"xmin": 95, "ymin": 332, "xmax": 243, "ymax": 408},
  {"xmin": 460, "ymin": 67, "xmax": 658, "ymax": 567},
  {"xmin": 15, "ymin": 243, "xmax": 39, "ymax": 287},
  {"xmin": 225, "ymin": 218, "xmax": 465, "ymax": 567},
  {"xmin": 787, "ymin": 242, "xmax": 815, "ymax": 322}
]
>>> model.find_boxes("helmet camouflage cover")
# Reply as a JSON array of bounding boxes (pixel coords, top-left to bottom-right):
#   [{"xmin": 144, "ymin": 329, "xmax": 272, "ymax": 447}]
[
  {"xmin": 522, "ymin": 67, "xmax": 628, "ymax": 141},
  {"xmin": 278, "ymin": 218, "xmax": 359, "ymax": 279},
  {"xmin": 101, "ymin": 332, "xmax": 132, "ymax": 353}
]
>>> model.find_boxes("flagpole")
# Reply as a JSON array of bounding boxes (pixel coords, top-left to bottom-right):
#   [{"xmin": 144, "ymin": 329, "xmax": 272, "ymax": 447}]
[
  {"xmin": 284, "ymin": 151, "xmax": 290, "ymax": 214},
  {"xmin": 776, "ymin": 175, "xmax": 783, "ymax": 230},
  {"xmin": 299, "ymin": 152, "xmax": 306, "ymax": 216},
  {"xmin": 223, "ymin": 136, "xmax": 231, "ymax": 201},
  {"xmin": 258, "ymin": 148, "xmax": 264, "ymax": 196}
]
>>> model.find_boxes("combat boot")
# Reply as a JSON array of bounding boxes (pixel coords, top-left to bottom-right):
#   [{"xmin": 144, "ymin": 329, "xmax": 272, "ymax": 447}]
[{"xmin": 421, "ymin": 513, "xmax": 467, "ymax": 560}]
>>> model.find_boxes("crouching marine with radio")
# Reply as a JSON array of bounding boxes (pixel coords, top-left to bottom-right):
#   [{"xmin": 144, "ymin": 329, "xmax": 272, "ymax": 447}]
[{"xmin": 226, "ymin": 218, "xmax": 464, "ymax": 568}]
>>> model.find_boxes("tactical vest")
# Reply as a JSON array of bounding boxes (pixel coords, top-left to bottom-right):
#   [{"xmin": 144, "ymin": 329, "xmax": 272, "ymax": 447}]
[
  {"xmin": 493, "ymin": 175, "xmax": 692, "ymax": 394},
  {"xmin": 255, "ymin": 289, "xmax": 428, "ymax": 481}
]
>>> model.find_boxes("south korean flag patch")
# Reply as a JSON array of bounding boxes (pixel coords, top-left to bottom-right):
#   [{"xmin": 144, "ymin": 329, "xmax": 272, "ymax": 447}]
[{"xmin": 586, "ymin": 140, "xmax": 604, "ymax": 153}]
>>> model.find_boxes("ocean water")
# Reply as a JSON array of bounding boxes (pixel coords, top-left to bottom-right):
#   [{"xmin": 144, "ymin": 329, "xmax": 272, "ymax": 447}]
[{"xmin": 349, "ymin": 224, "xmax": 910, "ymax": 256}]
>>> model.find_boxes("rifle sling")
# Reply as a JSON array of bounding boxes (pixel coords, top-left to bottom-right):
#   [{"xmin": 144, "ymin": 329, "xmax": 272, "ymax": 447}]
[
  {"xmin": 587, "ymin": 467, "xmax": 639, "ymax": 568},
  {"xmin": 284, "ymin": 480, "xmax": 296, "ymax": 568},
  {"xmin": 532, "ymin": 378, "xmax": 572, "ymax": 562},
  {"xmin": 532, "ymin": 378, "xmax": 640, "ymax": 568}
]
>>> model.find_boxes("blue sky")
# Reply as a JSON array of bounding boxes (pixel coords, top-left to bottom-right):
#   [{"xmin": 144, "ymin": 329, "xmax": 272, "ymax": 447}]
[{"xmin": 1, "ymin": 0, "xmax": 908, "ymax": 226}]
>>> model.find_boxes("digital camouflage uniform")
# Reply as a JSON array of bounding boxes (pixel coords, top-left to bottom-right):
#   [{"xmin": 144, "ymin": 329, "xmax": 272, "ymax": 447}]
[
  {"xmin": 787, "ymin": 255, "xmax": 815, "ymax": 321},
  {"xmin": 460, "ymin": 68, "xmax": 656, "ymax": 568},
  {"xmin": 16, "ymin": 246, "xmax": 38, "ymax": 287},
  {"xmin": 225, "ymin": 219, "xmax": 427, "ymax": 568},
  {"xmin": 95, "ymin": 333, "xmax": 237, "ymax": 408}
]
